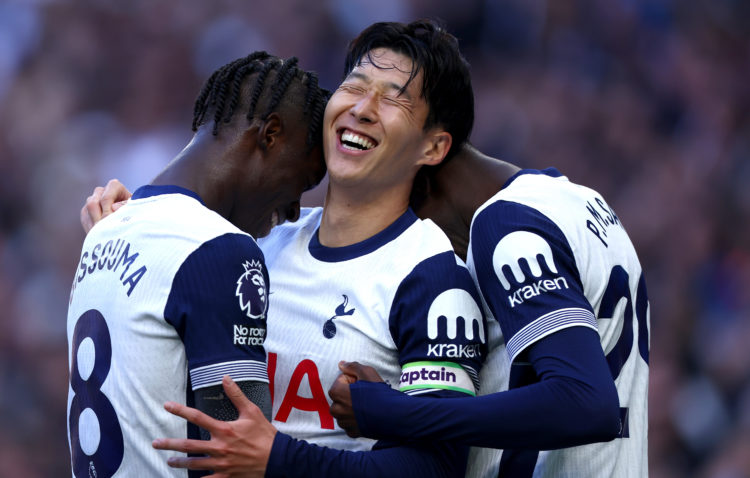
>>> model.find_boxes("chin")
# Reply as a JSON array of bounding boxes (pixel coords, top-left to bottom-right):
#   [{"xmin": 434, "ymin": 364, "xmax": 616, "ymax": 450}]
[{"xmin": 254, "ymin": 226, "xmax": 272, "ymax": 238}]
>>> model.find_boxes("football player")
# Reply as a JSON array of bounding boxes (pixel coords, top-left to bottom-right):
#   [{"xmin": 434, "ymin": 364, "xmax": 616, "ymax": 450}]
[
  {"xmin": 330, "ymin": 141, "xmax": 650, "ymax": 478},
  {"xmin": 67, "ymin": 52, "xmax": 328, "ymax": 477}
]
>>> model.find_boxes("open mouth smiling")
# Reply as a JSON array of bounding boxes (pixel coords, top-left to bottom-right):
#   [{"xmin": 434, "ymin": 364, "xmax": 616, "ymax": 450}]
[{"xmin": 339, "ymin": 128, "xmax": 378, "ymax": 151}]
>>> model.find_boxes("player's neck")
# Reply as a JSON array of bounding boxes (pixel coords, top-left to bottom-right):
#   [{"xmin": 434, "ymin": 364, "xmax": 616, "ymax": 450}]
[
  {"xmin": 150, "ymin": 134, "xmax": 230, "ymax": 215},
  {"xmin": 317, "ymin": 182, "xmax": 412, "ymax": 248},
  {"xmin": 412, "ymin": 144, "xmax": 520, "ymax": 260},
  {"xmin": 442, "ymin": 144, "xmax": 520, "ymax": 215}
]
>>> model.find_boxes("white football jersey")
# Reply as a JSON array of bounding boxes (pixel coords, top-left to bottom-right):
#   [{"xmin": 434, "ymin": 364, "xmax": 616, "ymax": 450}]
[
  {"xmin": 66, "ymin": 185, "xmax": 269, "ymax": 478},
  {"xmin": 259, "ymin": 207, "xmax": 487, "ymax": 451},
  {"xmin": 465, "ymin": 169, "xmax": 649, "ymax": 478}
]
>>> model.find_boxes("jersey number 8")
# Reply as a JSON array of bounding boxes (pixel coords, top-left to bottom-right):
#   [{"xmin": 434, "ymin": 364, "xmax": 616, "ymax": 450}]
[{"xmin": 69, "ymin": 309, "xmax": 124, "ymax": 477}]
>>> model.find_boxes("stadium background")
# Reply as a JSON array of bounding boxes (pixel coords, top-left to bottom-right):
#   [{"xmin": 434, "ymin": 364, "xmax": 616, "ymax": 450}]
[{"xmin": 0, "ymin": 1, "xmax": 748, "ymax": 476}]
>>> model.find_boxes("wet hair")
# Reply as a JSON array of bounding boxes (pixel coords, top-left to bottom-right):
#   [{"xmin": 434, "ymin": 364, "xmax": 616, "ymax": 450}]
[
  {"xmin": 192, "ymin": 51, "xmax": 330, "ymax": 152},
  {"xmin": 343, "ymin": 19, "xmax": 474, "ymax": 158}
]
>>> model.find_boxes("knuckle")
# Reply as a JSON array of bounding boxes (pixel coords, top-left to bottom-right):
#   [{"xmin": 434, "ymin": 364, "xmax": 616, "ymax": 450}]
[{"xmin": 214, "ymin": 421, "xmax": 232, "ymax": 435}]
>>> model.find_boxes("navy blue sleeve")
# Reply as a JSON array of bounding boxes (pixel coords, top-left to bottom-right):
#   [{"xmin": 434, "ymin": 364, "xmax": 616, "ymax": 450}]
[
  {"xmin": 350, "ymin": 326, "xmax": 620, "ymax": 450},
  {"xmin": 266, "ymin": 432, "xmax": 467, "ymax": 478},
  {"xmin": 165, "ymin": 233, "xmax": 269, "ymax": 389},
  {"xmin": 389, "ymin": 250, "xmax": 487, "ymax": 397},
  {"xmin": 264, "ymin": 249, "xmax": 483, "ymax": 478},
  {"xmin": 471, "ymin": 201, "xmax": 597, "ymax": 362}
]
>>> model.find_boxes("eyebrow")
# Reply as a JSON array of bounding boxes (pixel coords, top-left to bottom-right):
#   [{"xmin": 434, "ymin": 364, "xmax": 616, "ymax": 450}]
[{"xmin": 346, "ymin": 71, "xmax": 411, "ymax": 99}]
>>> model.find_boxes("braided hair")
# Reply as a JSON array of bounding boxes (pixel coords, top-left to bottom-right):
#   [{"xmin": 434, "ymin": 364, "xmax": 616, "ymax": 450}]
[{"xmin": 192, "ymin": 52, "xmax": 330, "ymax": 153}]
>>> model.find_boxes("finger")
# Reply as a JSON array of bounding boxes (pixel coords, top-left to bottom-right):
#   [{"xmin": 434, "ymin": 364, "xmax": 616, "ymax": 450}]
[
  {"xmin": 152, "ymin": 437, "xmax": 214, "ymax": 455},
  {"xmin": 338, "ymin": 361, "xmax": 370, "ymax": 380},
  {"xmin": 166, "ymin": 455, "xmax": 217, "ymax": 470},
  {"xmin": 328, "ymin": 409, "xmax": 360, "ymax": 438},
  {"xmin": 335, "ymin": 371, "xmax": 356, "ymax": 385},
  {"xmin": 338, "ymin": 360, "xmax": 354, "ymax": 373},
  {"xmin": 163, "ymin": 401, "xmax": 220, "ymax": 431},
  {"xmin": 82, "ymin": 187, "xmax": 105, "ymax": 232},
  {"xmin": 329, "ymin": 401, "xmax": 350, "ymax": 418},
  {"xmin": 221, "ymin": 375, "xmax": 256, "ymax": 418},
  {"xmin": 80, "ymin": 205, "xmax": 94, "ymax": 234},
  {"xmin": 337, "ymin": 361, "xmax": 360, "ymax": 381},
  {"xmin": 328, "ymin": 376, "xmax": 352, "ymax": 402},
  {"xmin": 341, "ymin": 361, "xmax": 384, "ymax": 382},
  {"xmin": 111, "ymin": 200, "xmax": 128, "ymax": 212},
  {"xmin": 100, "ymin": 179, "xmax": 126, "ymax": 218}
]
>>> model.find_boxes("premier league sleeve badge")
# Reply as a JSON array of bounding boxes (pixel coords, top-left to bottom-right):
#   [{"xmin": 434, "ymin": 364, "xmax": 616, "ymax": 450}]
[{"xmin": 235, "ymin": 259, "xmax": 268, "ymax": 320}]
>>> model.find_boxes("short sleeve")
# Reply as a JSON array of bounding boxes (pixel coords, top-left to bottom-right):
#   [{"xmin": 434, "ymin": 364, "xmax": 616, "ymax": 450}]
[
  {"xmin": 165, "ymin": 233, "xmax": 269, "ymax": 390},
  {"xmin": 389, "ymin": 250, "xmax": 487, "ymax": 396},
  {"xmin": 471, "ymin": 201, "xmax": 597, "ymax": 363}
]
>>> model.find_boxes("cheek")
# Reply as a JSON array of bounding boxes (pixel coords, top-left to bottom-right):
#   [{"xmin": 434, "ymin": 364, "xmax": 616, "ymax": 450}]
[
  {"xmin": 322, "ymin": 112, "xmax": 338, "ymax": 151},
  {"xmin": 323, "ymin": 137, "xmax": 334, "ymax": 158},
  {"xmin": 322, "ymin": 99, "xmax": 339, "ymax": 129}
]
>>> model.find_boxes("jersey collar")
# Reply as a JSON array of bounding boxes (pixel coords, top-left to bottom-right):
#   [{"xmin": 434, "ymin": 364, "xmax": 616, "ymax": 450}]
[
  {"xmin": 308, "ymin": 208, "xmax": 419, "ymax": 262},
  {"xmin": 131, "ymin": 185, "xmax": 205, "ymax": 206},
  {"xmin": 502, "ymin": 167, "xmax": 564, "ymax": 191}
]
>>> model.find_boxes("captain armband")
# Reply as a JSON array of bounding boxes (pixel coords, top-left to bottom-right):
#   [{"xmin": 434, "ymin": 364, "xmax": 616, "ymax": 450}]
[{"xmin": 399, "ymin": 361, "xmax": 476, "ymax": 396}]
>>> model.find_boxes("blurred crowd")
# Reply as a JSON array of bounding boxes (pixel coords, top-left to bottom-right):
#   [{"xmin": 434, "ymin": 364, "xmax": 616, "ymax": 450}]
[{"xmin": 1, "ymin": 0, "xmax": 748, "ymax": 476}]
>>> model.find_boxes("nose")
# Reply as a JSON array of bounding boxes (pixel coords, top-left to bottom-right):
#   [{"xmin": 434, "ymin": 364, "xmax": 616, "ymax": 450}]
[
  {"xmin": 350, "ymin": 92, "xmax": 378, "ymax": 124},
  {"xmin": 285, "ymin": 201, "xmax": 301, "ymax": 223}
]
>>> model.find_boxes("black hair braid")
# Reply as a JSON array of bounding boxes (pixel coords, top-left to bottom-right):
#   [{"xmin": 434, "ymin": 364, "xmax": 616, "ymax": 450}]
[
  {"xmin": 192, "ymin": 51, "xmax": 268, "ymax": 133},
  {"xmin": 224, "ymin": 62, "xmax": 262, "ymax": 125},
  {"xmin": 262, "ymin": 57, "xmax": 300, "ymax": 120},
  {"xmin": 306, "ymin": 85, "xmax": 329, "ymax": 149},
  {"xmin": 191, "ymin": 68, "xmax": 221, "ymax": 131},
  {"xmin": 246, "ymin": 59, "xmax": 277, "ymax": 122},
  {"xmin": 221, "ymin": 53, "xmax": 270, "ymax": 120},
  {"xmin": 191, "ymin": 52, "xmax": 330, "ymax": 151},
  {"xmin": 210, "ymin": 58, "xmax": 251, "ymax": 135},
  {"xmin": 302, "ymin": 71, "xmax": 320, "ymax": 115}
]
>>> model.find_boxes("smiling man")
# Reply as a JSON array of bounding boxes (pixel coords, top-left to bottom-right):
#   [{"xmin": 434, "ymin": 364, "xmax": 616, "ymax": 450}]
[{"xmin": 251, "ymin": 22, "xmax": 485, "ymax": 477}]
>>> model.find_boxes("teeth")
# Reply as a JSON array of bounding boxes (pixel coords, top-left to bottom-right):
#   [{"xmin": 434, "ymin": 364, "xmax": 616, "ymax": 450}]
[{"xmin": 341, "ymin": 130, "xmax": 375, "ymax": 151}]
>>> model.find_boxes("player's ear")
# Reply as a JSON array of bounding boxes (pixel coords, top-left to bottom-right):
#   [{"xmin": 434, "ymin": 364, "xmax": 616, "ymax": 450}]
[
  {"xmin": 259, "ymin": 112, "xmax": 283, "ymax": 152},
  {"xmin": 417, "ymin": 130, "xmax": 452, "ymax": 167}
]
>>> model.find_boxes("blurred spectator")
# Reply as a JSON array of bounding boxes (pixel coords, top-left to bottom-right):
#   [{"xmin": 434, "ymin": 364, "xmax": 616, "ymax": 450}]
[{"xmin": 0, "ymin": 1, "xmax": 747, "ymax": 475}]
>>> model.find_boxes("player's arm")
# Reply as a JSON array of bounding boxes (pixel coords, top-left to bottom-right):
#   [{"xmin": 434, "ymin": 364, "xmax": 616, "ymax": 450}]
[
  {"xmin": 166, "ymin": 233, "xmax": 273, "ymax": 432},
  {"xmin": 155, "ymin": 248, "xmax": 481, "ymax": 477},
  {"xmin": 268, "ymin": 246, "xmax": 485, "ymax": 477},
  {"xmin": 154, "ymin": 375, "xmax": 275, "ymax": 478},
  {"xmin": 334, "ymin": 325, "xmax": 620, "ymax": 449},
  {"xmin": 80, "ymin": 179, "xmax": 132, "ymax": 233},
  {"xmin": 332, "ymin": 202, "xmax": 622, "ymax": 449},
  {"xmin": 154, "ymin": 375, "xmax": 465, "ymax": 478},
  {"xmin": 193, "ymin": 380, "xmax": 272, "ymax": 440},
  {"xmin": 266, "ymin": 430, "xmax": 465, "ymax": 478}
]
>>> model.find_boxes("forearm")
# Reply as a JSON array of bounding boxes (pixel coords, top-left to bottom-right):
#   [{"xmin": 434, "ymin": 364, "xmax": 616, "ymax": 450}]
[
  {"xmin": 353, "ymin": 378, "xmax": 616, "ymax": 450},
  {"xmin": 352, "ymin": 327, "xmax": 621, "ymax": 450},
  {"xmin": 265, "ymin": 432, "xmax": 467, "ymax": 478}
]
